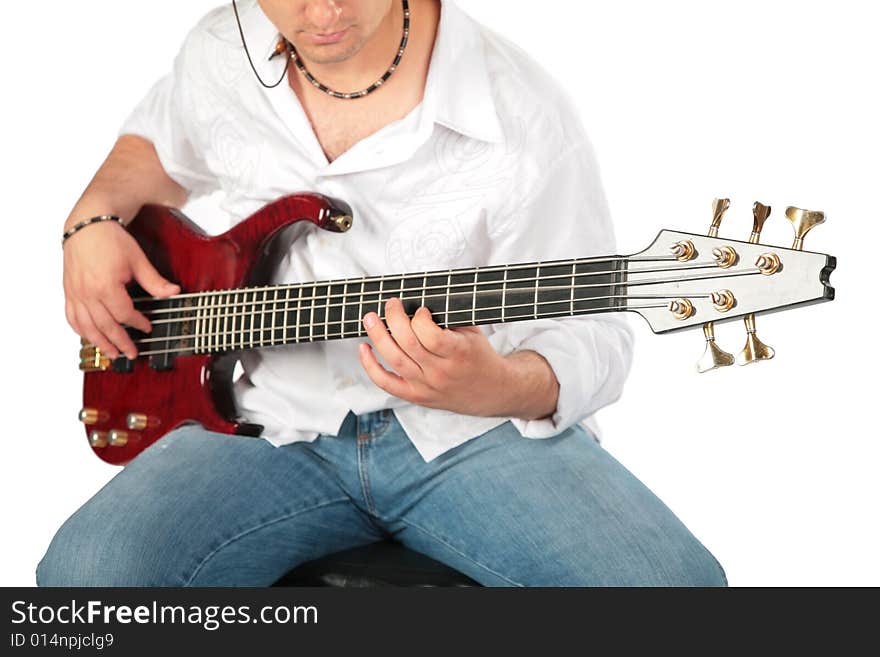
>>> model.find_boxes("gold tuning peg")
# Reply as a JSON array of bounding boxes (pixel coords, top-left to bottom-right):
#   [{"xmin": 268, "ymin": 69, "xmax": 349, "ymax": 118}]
[
  {"xmin": 708, "ymin": 198, "xmax": 730, "ymax": 238},
  {"xmin": 785, "ymin": 206, "xmax": 825, "ymax": 250},
  {"xmin": 739, "ymin": 314, "xmax": 775, "ymax": 364},
  {"xmin": 697, "ymin": 198, "xmax": 735, "ymax": 373},
  {"xmin": 697, "ymin": 323, "xmax": 735, "ymax": 373},
  {"xmin": 737, "ymin": 202, "xmax": 775, "ymax": 366},
  {"xmin": 750, "ymin": 202, "xmax": 771, "ymax": 241}
]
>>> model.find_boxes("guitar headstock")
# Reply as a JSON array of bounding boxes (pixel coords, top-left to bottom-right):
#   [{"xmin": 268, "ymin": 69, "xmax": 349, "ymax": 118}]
[{"xmin": 626, "ymin": 214, "xmax": 835, "ymax": 336}]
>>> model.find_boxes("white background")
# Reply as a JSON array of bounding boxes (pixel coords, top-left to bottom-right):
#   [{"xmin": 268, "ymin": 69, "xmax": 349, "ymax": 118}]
[{"xmin": 1, "ymin": 1, "xmax": 876, "ymax": 586}]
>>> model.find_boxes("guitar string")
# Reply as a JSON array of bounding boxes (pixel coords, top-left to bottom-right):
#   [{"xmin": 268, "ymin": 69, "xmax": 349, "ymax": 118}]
[
  {"xmin": 129, "ymin": 267, "xmax": 762, "ymax": 347},
  {"xmin": 123, "ymin": 268, "xmax": 761, "ymax": 356},
  {"xmin": 132, "ymin": 287, "xmax": 716, "ymax": 348},
  {"xmin": 134, "ymin": 260, "xmax": 733, "ymax": 319},
  {"xmin": 129, "ymin": 254, "xmax": 678, "ymax": 305},
  {"xmin": 128, "ymin": 301, "xmax": 682, "ymax": 358}
]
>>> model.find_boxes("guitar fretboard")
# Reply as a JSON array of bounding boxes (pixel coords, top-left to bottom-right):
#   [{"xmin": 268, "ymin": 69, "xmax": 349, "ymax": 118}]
[{"xmin": 140, "ymin": 257, "xmax": 628, "ymax": 359}]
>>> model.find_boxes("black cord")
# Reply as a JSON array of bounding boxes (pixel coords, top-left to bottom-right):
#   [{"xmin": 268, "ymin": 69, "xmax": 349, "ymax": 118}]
[{"xmin": 232, "ymin": 0, "xmax": 290, "ymax": 89}]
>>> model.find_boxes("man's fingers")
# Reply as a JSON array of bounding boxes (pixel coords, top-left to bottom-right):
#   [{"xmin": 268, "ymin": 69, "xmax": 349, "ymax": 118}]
[
  {"xmin": 358, "ymin": 343, "xmax": 409, "ymax": 399},
  {"xmin": 91, "ymin": 300, "xmax": 138, "ymax": 359},
  {"xmin": 75, "ymin": 301, "xmax": 119, "ymax": 359},
  {"xmin": 103, "ymin": 287, "xmax": 152, "ymax": 334},
  {"xmin": 383, "ymin": 298, "xmax": 439, "ymax": 366},
  {"xmin": 131, "ymin": 250, "xmax": 180, "ymax": 298},
  {"xmin": 362, "ymin": 306, "xmax": 422, "ymax": 379},
  {"xmin": 410, "ymin": 306, "xmax": 456, "ymax": 357},
  {"xmin": 65, "ymin": 299, "xmax": 81, "ymax": 335}
]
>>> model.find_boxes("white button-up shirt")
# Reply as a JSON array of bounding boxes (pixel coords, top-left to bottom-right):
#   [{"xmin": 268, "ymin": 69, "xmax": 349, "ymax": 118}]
[{"xmin": 120, "ymin": 0, "xmax": 634, "ymax": 461}]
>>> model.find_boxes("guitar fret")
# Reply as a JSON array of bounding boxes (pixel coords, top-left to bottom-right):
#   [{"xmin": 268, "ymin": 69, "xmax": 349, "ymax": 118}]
[
  {"xmin": 444, "ymin": 271, "xmax": 451, "ymax": 327},
  {"xmin": 337, "ymin": 282, "xmax": 346, "ymax": 340},
  {"xmin": 421, "ymin": 274, "xmax": 427, "ymax": 308},
  {"xmin": 324, "ymin": 284, "xmax": 330, "ymax": 341},
  {"xmin": 221, "ymin": 291, "xmax": 229, "ymax": 352},
  {"xmin": 249, "ymin": 290, "xmax": 256, "ymax": 348},
  {"xmin": 501, "ymin": 266, "xmax": 508, "ymax": 322},
  {"xmin": 233, "ymin": 291, "xmax": 241, "ymax": 350},
  {"xmin": 358, "ymin": 279, "xmax": 365, "ymax": 337},
  {"xmin": 570, "ymin": 262, "xmax": 576, "ymax": 316},
  {"xmin": 194, "ymin": 293, "xmax": 203, "ymax": 354},
  {"xmin": 295, "ymin": 285, "xmax": 303, "ymax": 344},
  {"xmin": 471, "ymin": 269, "xmax": 478, "ymax": 325},
  {"xmin": 282, "ymin": 288, "xmax": 290, "ymax": 345},
  {"xmin": 309, "ymin": 285, "xmax": 316, "ymax": 342},
  {"xmin": 260, "ymin": 289, "xmax": 267, "ymax": 347},
  {"xmin": 270, "ymin": 288, "xmax": 279, "ymax": 347},
  {"xmin": 533, "ymin": 264, "xmax": 541, "ymax": 319},
  {"xmin": 377, "ymin": 278, "xmax": 385, "ymax": 315},
  {"xmin": 209, "ymin": 293, "xmax": 217, "ymax": 353}
]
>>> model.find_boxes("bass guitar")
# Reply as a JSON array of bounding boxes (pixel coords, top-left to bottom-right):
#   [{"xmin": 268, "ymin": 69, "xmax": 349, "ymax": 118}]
[{"xmin": 76, "ymin": 194, "xmax": 835, "ymax": 464}]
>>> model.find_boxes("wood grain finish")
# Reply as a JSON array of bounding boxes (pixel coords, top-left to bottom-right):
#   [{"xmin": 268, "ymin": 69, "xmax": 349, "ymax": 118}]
[{"xmin": 82, "ymin": 193, "xmax": 352, "ymax": 465}]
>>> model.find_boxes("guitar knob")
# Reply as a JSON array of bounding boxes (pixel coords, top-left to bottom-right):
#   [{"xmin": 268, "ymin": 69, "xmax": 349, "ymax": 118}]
[
  {"xmin": 79, "ymin": 408, "xmax": 100, "ymax": 425},
  {"xmin": 89, "ymin": 431, "xmax": 109, "ymax": 448},
  {"xmin": 126, "ymin": 413, "xmax": 149, "ymax": 430},
  {"xmin": 108, "ymin": 430, "xmax": 129, "ymax": 447}
]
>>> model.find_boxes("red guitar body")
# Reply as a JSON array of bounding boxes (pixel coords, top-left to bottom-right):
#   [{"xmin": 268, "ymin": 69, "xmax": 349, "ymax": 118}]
[{"xmin": 80, "ymin": 193, "xmax": 353, "ymax": 465}]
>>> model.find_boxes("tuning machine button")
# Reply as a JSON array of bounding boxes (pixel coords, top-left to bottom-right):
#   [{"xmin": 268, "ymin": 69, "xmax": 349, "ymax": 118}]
[
  {"xmin": 697, "ymin": 323, "xmax": 735, "ymax": 373},
  {"xmin": 786, "ymin": 207, "xmax": 825, "ymax": 250},
  {"xmin": 738, "ymin": 314, "xmax": 775, "ymax": 365}
]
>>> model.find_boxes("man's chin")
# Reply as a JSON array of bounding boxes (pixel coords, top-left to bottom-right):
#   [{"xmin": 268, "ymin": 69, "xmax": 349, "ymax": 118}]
[{"xmin": 294, "ymin": 39, "xmax": 365, "ymax": 66}]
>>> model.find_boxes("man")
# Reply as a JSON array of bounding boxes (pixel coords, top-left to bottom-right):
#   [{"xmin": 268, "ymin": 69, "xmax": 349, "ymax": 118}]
[{"xmin": 38, "ymin": 0, "xmax": 726, "ymax": 586}]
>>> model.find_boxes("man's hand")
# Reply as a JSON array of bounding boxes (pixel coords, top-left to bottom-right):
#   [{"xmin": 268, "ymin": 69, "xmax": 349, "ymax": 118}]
[
  {"xmin": 359, "ymin": 297, "xmax": 560, "ymax": 419},
  {"xmin": 63, "ymin": 221, "xmax": 180, "ymax": 360},
  {"xmin": 61, "ymin": 135, "xmax": 188, "ymax": 360}
]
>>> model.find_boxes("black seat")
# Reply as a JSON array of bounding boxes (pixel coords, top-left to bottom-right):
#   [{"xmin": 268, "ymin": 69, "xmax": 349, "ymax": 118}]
[{"xmin": 274, "ymin": 539, "xmax": 478, "ymax": 587}]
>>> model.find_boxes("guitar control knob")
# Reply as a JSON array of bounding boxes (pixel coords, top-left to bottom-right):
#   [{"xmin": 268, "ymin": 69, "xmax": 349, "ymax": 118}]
[
  {"xmin": 79, "ymin": 408, "xmax": 100, "ymax": 425},
  {"xmin": 89, "ymin": 431, "xmax": 109, "ymax": 448},
  {"xmin": 108, "ymin": 430, "xmax": 129, "ymax": 447},
  {"xmin": 126, "ymin": 413, "xmax": 149, "ymax": 431}
]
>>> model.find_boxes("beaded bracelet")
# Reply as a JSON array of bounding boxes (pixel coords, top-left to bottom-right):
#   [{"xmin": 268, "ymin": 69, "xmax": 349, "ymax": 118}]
[{"xmin": 62, "ymin": 215, "xmax": 124, "ymax": 246}]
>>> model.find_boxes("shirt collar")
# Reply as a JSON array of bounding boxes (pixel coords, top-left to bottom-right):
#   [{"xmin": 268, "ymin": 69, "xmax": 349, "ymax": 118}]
[{"xmin": 237, "ymin": 0, "xmax": 504, "ymax": 144}]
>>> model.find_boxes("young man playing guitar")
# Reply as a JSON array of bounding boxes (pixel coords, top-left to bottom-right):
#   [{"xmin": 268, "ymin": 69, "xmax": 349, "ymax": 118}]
[{"xmin": 39, "ymin": 0, "xmax": 727, "ymax": 586}]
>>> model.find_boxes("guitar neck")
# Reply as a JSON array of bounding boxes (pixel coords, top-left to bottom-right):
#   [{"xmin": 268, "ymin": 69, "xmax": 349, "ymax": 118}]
[{"xmin": 140, "ymin": 255, "xmax": 632, "ymax": 358}]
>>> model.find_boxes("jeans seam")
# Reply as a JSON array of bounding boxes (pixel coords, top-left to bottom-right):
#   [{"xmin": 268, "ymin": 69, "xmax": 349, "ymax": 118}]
[
  {"xmin": 183, "ymin": 497, "xmax": 351, "ymax": 586},
  {"xmin": 398, "ymin": 517, "xmax": 525, "ymax": 587},
  {"xmin": 357, "ymin": 439, "xmax": 378, "ymax": 516}
]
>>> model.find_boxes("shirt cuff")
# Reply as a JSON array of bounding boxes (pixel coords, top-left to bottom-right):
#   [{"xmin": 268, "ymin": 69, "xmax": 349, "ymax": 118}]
[{"xmin": 487, "ymin": 317, "xmax": 632, "ymax": 439}]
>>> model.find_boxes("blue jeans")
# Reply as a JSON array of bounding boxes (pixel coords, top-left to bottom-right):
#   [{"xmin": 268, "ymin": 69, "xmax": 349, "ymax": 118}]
[{"xmin": 37, "ymin": 411, "xmax": 726, "ymax": 586}]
